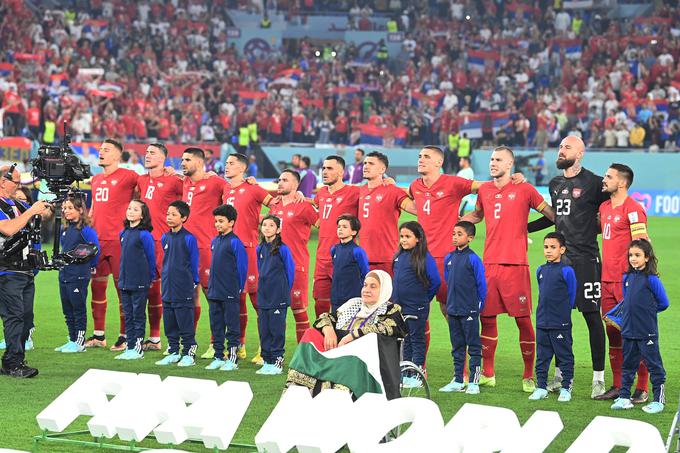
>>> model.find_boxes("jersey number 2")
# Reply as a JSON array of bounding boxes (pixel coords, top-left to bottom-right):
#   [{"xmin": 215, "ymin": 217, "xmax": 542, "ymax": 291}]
[{"xmin": 493, "ymin": 202, "xmax": 501, "ymax": 219}]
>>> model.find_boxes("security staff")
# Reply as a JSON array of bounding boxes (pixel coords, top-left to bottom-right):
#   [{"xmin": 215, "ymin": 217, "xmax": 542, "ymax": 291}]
[{"xmin": 0, "ymin": 165, "xmax": 51, "ymax": 378}]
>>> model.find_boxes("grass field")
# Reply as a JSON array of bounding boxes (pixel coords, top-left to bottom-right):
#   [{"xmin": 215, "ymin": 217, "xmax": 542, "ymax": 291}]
[{"xmin": 1, "ymin": 214, "xmax": 678, "ymax": 452}]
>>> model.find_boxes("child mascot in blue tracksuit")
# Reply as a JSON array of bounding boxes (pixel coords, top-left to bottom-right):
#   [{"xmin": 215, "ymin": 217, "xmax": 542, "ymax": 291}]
[
  {"xmin": 256, "ymin": 215, "xmax": 295, "ymax": 375},
  {"xmin": 205, "ymin": 204, "xmax": 248, "ymax": 371},
  {"xmin": 56, "ymin": 197, "xmax": 100, "ymax": 353},
  {"xmin": 440, "ymin": 221, "xmax": 487, "ymax": 395},
  {"xmin": 331, "ymin": 214, "xmax": 369, "ymax": 311},
  {"xmin": 391, "ymin": 221, "xmax": 440, "ymax": 388},
  {"xmin": 155, "ymin": 200, "xmax": 200, "ymax": 367},
  {"xmin": 611, "ymin": 239, "xmax": 669, "ymax": 414},
  {"xmin": 529, "ymin": 232, "xmax": 577, "ymax": 402},
  {"xmin": 117, "ymin": 199, "xmax": 156, "ymax": 360}
]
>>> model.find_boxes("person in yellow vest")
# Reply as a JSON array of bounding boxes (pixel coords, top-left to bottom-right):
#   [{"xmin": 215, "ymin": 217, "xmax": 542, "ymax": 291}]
[
  {"xmin": 387, "ymin": 18, "xmax": 398, "ymax": 33},
  {"xmin": 376, "ymin": 39, "xmax": 388, "ymax": 66},
  {"xmin": 260, "ymin": 12, "xmax": 271, "ymax": 28},
  {"xmin": 248, "ymin": 121, "xmax": 258, "ymax": 144},
  {"xmin": 447, "ymin": 130, "xmax": 460, "ymax": 173},
  {"xmin": 43, "ymin": 120, "xmax": 56, "ymax": 144},
  {"xmin": 238, "ymin": 124, "xmax": 250, "ymax": 153},
  {"xmin": 572, "ymin": 12, "xmax": 583, "ymax": 35},
  {"xmin": 458, "ymin": 132, "xmax": 471, "ymax": 159}
]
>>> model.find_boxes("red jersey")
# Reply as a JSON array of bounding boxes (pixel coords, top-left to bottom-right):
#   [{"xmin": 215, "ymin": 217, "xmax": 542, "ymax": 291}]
[
  {"xmin": 475, "ymin": 182, "xmax": 547, "ymax": 265},
  {"xmin": 138, "ymin": 174, "xmax": 183, "ymax": 241},
  {"xmin": 91, "ymin": 168, "xmax": 139, "ymax": 241},
  {"xmin": 222, "ymin": 181, "xmax": 270, "ymax": 248},
  {"xmin": 599, "ymin": 197, "xmax": 648, "ymax": 282},
  {"xmin": 358, "ymin": 183, "xmax": 408, "ymax": 262},
  {"xmin": 268, "ymin": 199, "xmax": 318, "ymax": 271},
  {"xmin": 409, "ymin": 175, "xmax": 473, "ymax": 258},
  {"xmin": 182, "ymin": 175, "xmax": 227, "ymax": 249},
  {"xmin": 314, "ymin": 184, "xmax": 360, "ymax": 262}
]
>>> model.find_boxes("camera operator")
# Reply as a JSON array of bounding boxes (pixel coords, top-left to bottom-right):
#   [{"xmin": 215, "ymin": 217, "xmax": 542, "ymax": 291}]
[{"xmin": 0, "ymin": 165, "xmax": 52, "ymax": 378}]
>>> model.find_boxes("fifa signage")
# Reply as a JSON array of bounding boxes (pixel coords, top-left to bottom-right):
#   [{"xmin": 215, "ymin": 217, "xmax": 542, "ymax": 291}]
[{"xmin": 35, "ymin": 369, "xmax": 665, "ymax": 452}]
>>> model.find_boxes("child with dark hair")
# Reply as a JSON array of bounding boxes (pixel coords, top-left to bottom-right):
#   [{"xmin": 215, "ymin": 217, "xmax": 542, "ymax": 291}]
[
  {"xmin": 330, "ymin": 214, "xmax": 369, "ymax": 311},
  {"xmin": 440, "ymin": 221, "xmax": 487, "ymax": 395},
  {"xmin": 156, "ymin": 200, "xmax": 200, "ymax": 367},
  {"xmin": 611, "ymin": 239, "xmax": 669, "ymax": 414},
  {"xmin": 529, "ymin": 232, "xmax": 577, "ymax": 402},
  {"xmin": 117, "ymin": 199, "xmax": 156, "ymax": 360},
  {"xmin": 205, "ymin": 204, "xmax": 248, "ymax": 371},
  {"xmin": 256, "ymin": 215, "xmax": 295, "ymax": 375},
  {"xmin": 55, "ymin": 197, "xmax": 100, "ymax": 353},
  {"xmin": 392, "ymin": 221, "xmax": 441, "ymax": 388}
]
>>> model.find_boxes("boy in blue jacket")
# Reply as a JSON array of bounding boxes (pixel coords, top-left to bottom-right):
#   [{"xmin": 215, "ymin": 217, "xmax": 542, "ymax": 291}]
[
  {"xmin": 330, "ymin": 214, "xmax": 369, "ymax": 311},
  {"xmin": 256, "ymin": 215, "xmax": 295, "ymax": 375},
  {"xmin": 611, "ymin": 239, "xmax": 669, "ymax": 414},
  {"xmin": 155, "ymin": 200, "xmax": 200, "ymax": 367},
  {"xmin": 440, "ymin": 221, "xmax": 487, "ymax": 395},
  {"xmin": 529, "ymin": 232, "xmax": 577, "ymax": 402},
  {"xmin": 205, "ymin": 204, "xmax": 248, "ymax": 371}
]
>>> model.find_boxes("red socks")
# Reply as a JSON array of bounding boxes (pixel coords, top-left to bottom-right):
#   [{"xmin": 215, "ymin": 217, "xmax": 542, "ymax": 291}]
[
  {"xmin": 516, "ymin": 316, "xmax": 536, "ymax": 380},
  {"xmin": 314, "ymin": 299, "xmax": 331, "ymax": 317},
  {"xmin": 193, "ymin": 306, "xmax": 201, "ymax": 332},
  {"xmin": 239, "ymin": 293, "xmax": 248, "ymax": 345},
  {"xmin": 293, "ymin": 309, "xmax": 310, "ymax": 342},
  {"xmin": 606, "ymin": 324, "xmax": 623, "ymax": 388},
  {"xmin": 636, "ymin": 362, "xmax": 649, "ymax": 392},
  {"xmin": 481, "ymin": 316, "xmax": 498, "ymax": 377},
  {"xmin": 147, "ymin": 280, "xmax": 163, "ymax": 338},
  {"xmin": 424, "ymin": 320, "xmax": 431, "ymax": 369},
  {"xmin": 91, "ymin": 278, "xmax": 108, "ymax": 332}
]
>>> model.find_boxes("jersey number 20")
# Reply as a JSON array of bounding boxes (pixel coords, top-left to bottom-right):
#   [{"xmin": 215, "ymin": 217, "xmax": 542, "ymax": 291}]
[{"xmin": 94, "ymin": 187, "xmax": 109, "ymax": 202}]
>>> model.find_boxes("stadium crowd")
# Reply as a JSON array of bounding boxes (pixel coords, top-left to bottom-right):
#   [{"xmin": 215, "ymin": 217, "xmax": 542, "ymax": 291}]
[{"xmin": 1, "ymin": 0, "xmax": 680, "ymax": 152}]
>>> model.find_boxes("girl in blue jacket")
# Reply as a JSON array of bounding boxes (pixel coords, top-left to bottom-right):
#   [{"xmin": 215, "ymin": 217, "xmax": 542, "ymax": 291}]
[
  {"xmin": 256, "ymin": 215, "xmax": 295, "ymax": 375},
  {"xmin": 391, "ymin": 221, "xmax": 440, "ymax": 387},
  {"xmin": 612, "ymin": 239, "xmax": 669, "ymax": 414},
  {"xmin": 117, "ymin": 200, "xmax": 156, "ymax": 360},
  {"xmin": 56, "ymin": 197, "xmax": 100, "ymax": 353}
]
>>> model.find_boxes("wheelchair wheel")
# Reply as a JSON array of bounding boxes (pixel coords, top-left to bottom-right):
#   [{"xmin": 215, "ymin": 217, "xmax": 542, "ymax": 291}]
[{"xmin": 399, "ymin": 361, "xmax": 430, "ymax": 399}]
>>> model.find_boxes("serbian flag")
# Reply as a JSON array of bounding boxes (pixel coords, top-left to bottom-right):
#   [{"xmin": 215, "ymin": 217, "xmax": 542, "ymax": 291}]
[
  {"xmin": 636, "ymin": 99, "xmax": 669, "ymax": 114},
  {"xmin": 411, "ymin": 91, "xmax": 445, "ymax": 109},
  {"xmin": 238, "ymin": 90, "xmax": 269, "ymax": 104},
  {"xmin": 331, "ymin": 86, "xmax": 361, "ymax": 97},
  {"xmin": 633, "ymin": 17, "xmax": 672, "ymax": 33},
  {"xmin": 506, "ymin": 2, "xmax": 538, "ymax": 19},
  {"xmin": 0, "ymin": 62, "xmax": 13, "ymax": 75},
  {"xmin": 459, "ymin": 111, "xmax": 511, "ymax": 139},
  {"xmin": 300, "ymin": 98, "xmax": 324, "ymax": 109},
  {"xmin": 274, "ymin": 68, "xmax": 303, "ymax": 80},
  {"xmin": 467, "ymin": 50, "xmax": 500, "ymax": 73},
  {"xmin": 552, "ymin": 38, "xmax": 582, "ymax": 59},
  {"xmin": 83, "ymin": 19, "xmax": 109, "ymax": 40},
  {"xmin": 289, "ymin": 330, "xmax": 401, "ymax": 400},
  {"xmin": 359, "ymin": 124, "xmax": 408, "ymax": 146},
  {"xmin": 88, "ymin": 88, "xmax": 116, "ymax": 98},
  {"xmin": 14, "ymin": 52, "xmax": 41, "ymax": 61}
]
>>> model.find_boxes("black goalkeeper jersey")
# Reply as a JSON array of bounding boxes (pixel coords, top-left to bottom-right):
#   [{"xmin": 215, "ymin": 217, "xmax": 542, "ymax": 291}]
[{"xmin": 549, "ymin": 168, "xmax": 610, "ymax": 261}]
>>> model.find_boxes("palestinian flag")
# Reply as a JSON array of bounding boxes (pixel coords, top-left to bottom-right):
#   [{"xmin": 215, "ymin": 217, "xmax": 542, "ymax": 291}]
[{"xmin": 289, "ymin": 330, "xmax": 401, "ymax": 400}]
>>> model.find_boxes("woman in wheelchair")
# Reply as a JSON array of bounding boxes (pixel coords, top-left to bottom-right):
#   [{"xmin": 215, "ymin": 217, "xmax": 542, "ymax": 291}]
[{"xmin": 286, "ymin": 270, "xmax": 407, "ymax": 399}]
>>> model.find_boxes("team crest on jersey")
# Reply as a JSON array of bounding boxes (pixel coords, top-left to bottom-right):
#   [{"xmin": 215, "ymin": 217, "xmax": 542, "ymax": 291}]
[
  {"xmin": 101, "ymin": 180, "xmax": 107, "ymax": 185},
  {"xmin": 376, "ymin": 195, "xmax": 383, "ymax": 202},
  {"xmin": 287, "ymin": 211, "xmax": 294, "ymax": 217},
  {"xmin": 199, "ymin": 185, "xmax": 206, "ymax": 191},
  {"xmin": 111, "ymin": 180, "xmax": 118, "ymax": 186},
  {"xmin": 436, "ymin": 191, "xmax": 444, "ymax": 198},
  {"xmin": 158, "ymin": 182, "xmax": 164, "ymax": 188},
  {"xmin": 561, "ymin": 189, "xmax": 569, "ymax": 194},
  {"xmin": 238, "ymin": 188, "xmax": 245, "ymax": 194},
  {"xmin": 572, "ymin": 188, "xmax": 582, "ymax": 198},
  {"xmin": 614, "ymin": 215, "xmax": 621, "ymax": 223},
  {"xmin": 508, "ymin": 193, "xmax": 516, "ymax": 200},
  {"xmin": 519, "ymin": 296, "xmax": 527, "ymax": 304},
  {"xmin": 495, "ymin": 194, "xmax": 502, "ymax": 199},
  {"xmin": 336, "ymin": 197, "xmax": 343, "ymax": 203}
]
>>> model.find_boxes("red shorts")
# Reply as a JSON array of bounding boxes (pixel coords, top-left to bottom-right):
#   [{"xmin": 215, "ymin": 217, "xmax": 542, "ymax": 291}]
[
  {"xmin": 313, "ymin": 259, "xmax": 332, "ymax": 301},
  {"xmin": 154, "ymin": 240, "xmax": 163, "ymax": 280},
  {"xmin": 482, "ymin": 264, "xmax": 532, "ymax": 317},
  {"xmin": 369, "ymin": 261, "xmax": 393, "ymax": 276},
  {"xmin": 601, "ymin": 281, "xmax": 623, "ymax": 315},
  {"xmin": 245, "ymin": 246, "xmax": 259, "ymax": 294},
  {"xmin": 198, "ymin": 247, "xmax": 211, "ymax": 288},
  {"xmin": 94, "ymin": 240, "xmax": 121, "ymax": 280},
  {"xmin": 291, "ymin": 269, "xmax": 309, "ymax": 311},
  {"xmin": 434, "ymin": 257, "xmax": 448, "ymax": 305}
]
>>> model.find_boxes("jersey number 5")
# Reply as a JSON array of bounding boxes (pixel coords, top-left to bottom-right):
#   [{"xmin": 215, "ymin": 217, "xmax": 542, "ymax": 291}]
[{"xmin": 94, "ymin": 187, "xmax": 109, "ymax": 202}]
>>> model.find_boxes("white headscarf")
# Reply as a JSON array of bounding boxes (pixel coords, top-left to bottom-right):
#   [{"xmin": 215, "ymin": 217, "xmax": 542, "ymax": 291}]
[{"xmin": 336, "ymin": 270, "xmax": 393, "ymax": 329}]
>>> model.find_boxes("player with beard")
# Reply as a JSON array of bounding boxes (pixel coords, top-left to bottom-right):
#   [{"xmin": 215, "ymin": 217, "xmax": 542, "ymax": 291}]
[
  {"xmin": 221, "ymin": 153, "xmax": 274, "ymax": 363},
  {"xmin": 462, "ymin": 146, "xmax": 555, "ymax": 393},
  {"xmin": 268, "ymin": 169, "xmax": 318, "ymax": 342},
  {"xmin": 528, "ymin": 135, "xmax": 611, "ymax": 398},
  {"xmin": 312, "ymin": 156, "xmax": 360, "ymax": 316},
  {"xmin": 181, "ymin": 148, "xmax": 228, "ymax": 339},
  {"xmin": 137, "ymin": 143, "xmax": 183, "ymax": 350},
  {"xmin": 85, "ymin": 139, "xmax": 139, "ymax": 350}
]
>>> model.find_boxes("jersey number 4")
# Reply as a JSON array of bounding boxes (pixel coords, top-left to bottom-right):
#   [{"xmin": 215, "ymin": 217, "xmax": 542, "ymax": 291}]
[{"xmin": 94, "ymin": 187, "xmax": 109, "ymax": 202}]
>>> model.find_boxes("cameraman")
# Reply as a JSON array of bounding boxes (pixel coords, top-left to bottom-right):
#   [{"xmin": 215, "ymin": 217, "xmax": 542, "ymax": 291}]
[{"xmin": 0, "ymin": 165, "xmax": 51, "ymax": 378}]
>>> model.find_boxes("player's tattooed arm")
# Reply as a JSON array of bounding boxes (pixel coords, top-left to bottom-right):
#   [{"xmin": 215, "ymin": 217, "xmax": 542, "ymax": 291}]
[
  {"xmin": 400, "ymin": 197, "xmax": 417, "ymax": 215},
  {"xmin": 538, "ymin": 203, "xmax": 555, "ymax": 222}
]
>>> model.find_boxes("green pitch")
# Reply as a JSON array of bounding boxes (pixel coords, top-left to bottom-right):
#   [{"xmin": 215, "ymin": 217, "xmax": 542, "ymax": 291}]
[{"xmin": 2, "ymin": 215, "xmax": 678, "ymax": 452}]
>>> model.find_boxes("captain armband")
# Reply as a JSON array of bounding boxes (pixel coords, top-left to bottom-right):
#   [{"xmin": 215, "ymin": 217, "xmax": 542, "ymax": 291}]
[{"xmin": 630, "ymin": 223, "xmax": 647, "ymax": 237}]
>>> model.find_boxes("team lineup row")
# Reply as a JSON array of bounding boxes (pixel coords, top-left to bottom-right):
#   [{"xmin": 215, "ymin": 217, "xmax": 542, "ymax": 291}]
[{"xmin": 0, "ymin": 137, "xmax": 668, "ymax": 414}]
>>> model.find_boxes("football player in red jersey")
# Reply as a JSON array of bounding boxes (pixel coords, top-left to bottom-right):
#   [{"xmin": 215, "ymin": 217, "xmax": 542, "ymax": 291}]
[
  {"xmin": 85, "ymin": 139, "xmax": 139, "ymax": 350},
  {"xmin": 221, "ymin": 153, "xmax": 275, "ymax": 361},
  {"xmin": 463, "ymin": 146, "xmax": 555, "ymax": 392},
  {"xmin": 596, "ymin": 163, "xmax": 650, "ymax": 402},
  {"xmin": 312, "ymin": 155, "xmax": 360, "ymax": 316},
  {"xmin": 181, "ymin": 148, "xmax": 228, "ymax": 339},
  {"xmin": 137, "ymin": 143, "xmax": 183, "ymax": 350},
  {"xmin": 268, "ymin": 169, "xmax": 318, "ymax": 342}
]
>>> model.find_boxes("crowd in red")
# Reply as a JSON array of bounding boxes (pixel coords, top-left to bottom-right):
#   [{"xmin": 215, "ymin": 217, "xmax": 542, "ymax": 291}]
[{"xmin": 0, "ymin": 0, "xmax": 679, "ymax": 151}]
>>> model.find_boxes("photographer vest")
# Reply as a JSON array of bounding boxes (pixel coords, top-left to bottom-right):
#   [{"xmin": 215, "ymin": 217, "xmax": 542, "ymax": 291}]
[{"xmin": 0, "ymin": 198, "xmax": 33, "ymax": 272}]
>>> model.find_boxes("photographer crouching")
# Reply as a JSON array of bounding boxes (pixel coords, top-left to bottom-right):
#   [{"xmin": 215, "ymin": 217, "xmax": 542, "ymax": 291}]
[{"xmin": 0, "ymin": 165, "xmax": 52, "ymax": 378}]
